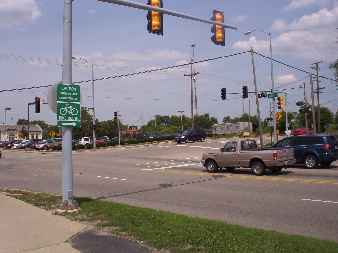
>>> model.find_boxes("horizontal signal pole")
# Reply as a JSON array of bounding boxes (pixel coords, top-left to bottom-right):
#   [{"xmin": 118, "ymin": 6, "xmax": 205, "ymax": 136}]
[{"xmin": 98, "ymin": 0, "xmax": 238, "ymax": 30}]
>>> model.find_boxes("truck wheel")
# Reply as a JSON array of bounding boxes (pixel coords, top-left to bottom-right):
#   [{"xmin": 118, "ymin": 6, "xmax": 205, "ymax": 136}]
[
  {"xmin": 251, "ymin": 161, "xmax": 265, "ymax": 176},
  {"xmin": 304, "ymin": 154, "xmax": 317, "ymax": 169},
  {"xmin": 206, "ymin": 160, "xmax": 218, "ymax": 173}
]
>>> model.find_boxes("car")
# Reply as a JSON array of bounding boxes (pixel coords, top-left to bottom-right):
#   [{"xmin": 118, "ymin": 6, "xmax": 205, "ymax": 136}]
[
  {"xmin": 0, "ymin": 141, "xmax": 9, "ymax": 148},
  {"xmin": 13, "ymin": 140, "xmax": 25, "ymax": 149},
  {"xmin": 176, "ymin": 129, "xmax": 206, "ymax": 144},
  {"xmin": 96, "ymin": 136, "xmax": 110, "ymax": 146},
  {"xmin": 201, "ymin": 139, "xmax": 295, "ymax": 176},
  {"xmin": 274, "ymin": 135, "xmax": 338, "ymax": 168},
  {"xmin": 35, "ymin": 140, "xmax": 49, "ymax": 150},
  {"xmin": 79, "ymin": 137, "xmax": 91, "ymax": 147},
  {"xmin": 291, "ymin": 128, "xmax": 312, "ymax": 136}
]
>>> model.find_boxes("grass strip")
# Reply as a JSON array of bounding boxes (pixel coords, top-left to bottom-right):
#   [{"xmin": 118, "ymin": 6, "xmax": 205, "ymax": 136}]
[{"xmin": 3, "ymin": 189, "xmax": 338, "ymax": 253}]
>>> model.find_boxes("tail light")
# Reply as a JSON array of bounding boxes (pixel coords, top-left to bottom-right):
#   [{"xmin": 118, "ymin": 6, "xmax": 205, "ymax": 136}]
[
  {"xmin": 273, "ymin": 151, "xmax": 278, "ymax": 160},
  {"xmin": 323, "ymin": 144, "xmax": 331, "ymax": 151}
]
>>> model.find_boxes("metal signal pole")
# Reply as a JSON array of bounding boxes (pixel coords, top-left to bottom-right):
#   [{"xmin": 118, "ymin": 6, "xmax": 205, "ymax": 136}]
[{"xmin": 62, "ymin": 0, "xmax": 75, "ymax": 206}]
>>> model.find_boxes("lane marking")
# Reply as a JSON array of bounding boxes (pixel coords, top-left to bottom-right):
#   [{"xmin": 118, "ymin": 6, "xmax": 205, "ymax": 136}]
[
  {"xmin": 301, "ymin": 198, "xmax": 338, "ymax": 205},
  {"xmin": 97, "ymin": 176, "xmax": 102, "ymax": 178},
  {"xmin": 121, "ymin": 178, "xmax": 127, "ymax": 181},
  {"xmin": 104, "ymin": 176, "xmax": 110, "ymax": 179},
  {"xmin": 112, "ymin": 177, "xmax": 119, "ymax": 180},
  {"xmin": 188, "ymin": 145, "xmax": 220, "ymax": 150},
  {"xmin": 142, "ymin": 163, "xmax": 201, "ymax": 171}
]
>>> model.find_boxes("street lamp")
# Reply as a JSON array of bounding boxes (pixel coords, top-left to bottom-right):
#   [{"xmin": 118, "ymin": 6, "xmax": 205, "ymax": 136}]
[
  {"xmin": 177, "ymin": 110, "xmax": 184, "ymax": 133},
  {"xmin": 244, "ymin": 29, "xmax": 277, "ymax": 143},
  {"xmin": 72, "ymin": 56, "xmax": 97, "ymax": 149}
]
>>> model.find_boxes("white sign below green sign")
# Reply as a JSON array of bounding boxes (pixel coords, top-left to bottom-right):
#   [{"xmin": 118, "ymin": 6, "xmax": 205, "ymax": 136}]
[{"xmin": 57, "ymin": 84, "xmax": 81, "ymax": 128}]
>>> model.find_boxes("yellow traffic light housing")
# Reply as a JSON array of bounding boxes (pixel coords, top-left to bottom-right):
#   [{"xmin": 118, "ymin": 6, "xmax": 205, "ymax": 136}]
[
  {"xmin": 211, "ymin": 10, "xmax": 225, "ymax": 46},
  {"xmin": 277, "ymin": 96, "xmax": 286, "ymax": 111},
  {"xmin": 147, "ymin": 0, "xmax": 163, "ymax": 35}
]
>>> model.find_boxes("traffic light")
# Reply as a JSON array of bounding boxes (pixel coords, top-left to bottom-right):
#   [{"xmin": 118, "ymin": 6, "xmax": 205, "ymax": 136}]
[
  {"xmin": 277, "ymin": 96, "xmax": 286, "ymax": 111},
  {"xmin": 114, "ymin": 111, "xmax": 118, "ymax": 120},
  {"xmin": 35, "ymin": 97, "xmax": 40, "ymax": 113},
  {"xmin": 221, "ymin": 88, "xmax": 227, "ymax": 100},
  {"xmin": 242, "ymin": 86, "xmax": 248, "ymax": 99},
  {"xmin": 147, "ymin": 0, "xmax": 163, "ymax": 35},
  {"xmin": 211, "ymin": 10, "xmax": 225, "ymax": 46}
]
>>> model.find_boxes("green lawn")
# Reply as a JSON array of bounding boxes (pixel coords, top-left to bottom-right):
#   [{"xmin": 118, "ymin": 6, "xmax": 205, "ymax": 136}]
[{"xmin": 4, "ymin": 189, "xmax": 338, "ymax": 253}]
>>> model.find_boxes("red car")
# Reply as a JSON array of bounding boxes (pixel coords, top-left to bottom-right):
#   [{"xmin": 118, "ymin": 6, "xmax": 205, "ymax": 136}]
[{"xmin": 291, "ymin": 128, "xmax": 312, "ymax": 136}]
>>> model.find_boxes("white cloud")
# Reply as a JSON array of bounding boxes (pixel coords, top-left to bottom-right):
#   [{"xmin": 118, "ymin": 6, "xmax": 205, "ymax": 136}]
[
  {"xmin": 286, "ymin": 0, "xmax": 317, "ymax": 10},
  {"xmin": 234, "ymin": 6, "xmax": 338, "ymax": 61},
  {"xmin": 271, "ymin": 19, "xmax": 288, "ymax": 32},
  {"xmin": 0, "ymin": 0, "xmax": 41, "ymax": 27},
  {"xmin": 289, "ymin": 7, "xmax": 338, "ymax": 30},
  {"xmin": 232, "ymin": 36, "xmax": 269, "ymax": 52},
  {"xmin": 276, "ymin": 74, "xmax": 297, "ymax": 85}
]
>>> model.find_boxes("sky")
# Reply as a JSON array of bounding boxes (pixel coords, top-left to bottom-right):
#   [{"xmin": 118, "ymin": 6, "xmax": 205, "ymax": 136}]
[{"xmin": 0, "ymin": 0, "xmax": 337, "ymax": 126}]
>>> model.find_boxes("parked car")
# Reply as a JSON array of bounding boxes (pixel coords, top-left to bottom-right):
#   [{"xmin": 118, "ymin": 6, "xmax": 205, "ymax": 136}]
[
  {"xmin": 96, "ymin": 136, "xmax": 110, "ymax": 146},
  {"xmin": 13, "ymin": 140, "xmax": 25, "ymax": 149},
  {"xmin": 201, "ymin": 139, "xmax": 295, "ymax": 176},
  {"xmin": 0, "ymin": 141, "xmax": 9, "ymax": 148},
  {"xmin": 176, "ymin": 129, "xmax": 206, "ymax": 144},
  {"xmin": 79, "ymin": 137, "xmax": 91, "ymax": 147},
  {"xmin": 291, "ymin": 128, "xmax": 312, "ymax": 136},
  {"xmin": 274, "ymin": 135, "xmax": 338, "ymax": 168}
]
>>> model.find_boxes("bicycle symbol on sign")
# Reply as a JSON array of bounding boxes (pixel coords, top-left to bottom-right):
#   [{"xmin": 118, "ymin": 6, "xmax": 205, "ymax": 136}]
[{"xmin": 60, "ymin": 105, "xmax": 79, "ymax": 117}]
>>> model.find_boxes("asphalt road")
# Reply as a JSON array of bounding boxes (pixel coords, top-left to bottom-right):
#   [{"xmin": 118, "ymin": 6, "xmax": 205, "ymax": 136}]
[{"xmin": 1, "ymin": 139, "xmax": 338, "ymax": 242}]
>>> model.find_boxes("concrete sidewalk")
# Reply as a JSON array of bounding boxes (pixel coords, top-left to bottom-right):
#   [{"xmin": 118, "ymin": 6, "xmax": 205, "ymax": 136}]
[{"xmin": 0, "ymin": 193, "xmax": 85, "ymax": 253}]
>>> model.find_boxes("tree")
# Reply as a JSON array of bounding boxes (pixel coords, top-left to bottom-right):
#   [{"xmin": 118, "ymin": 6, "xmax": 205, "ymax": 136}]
[
  {"xmin": 17, "ymin": 119, "xmax": 28, "ymax": 125},
  {"xmin": 330, "ymin": 59, "xmax": 338, "ymax": 80},
  {"xmin": 319, "ymin": 106, "xmax": 333, "ymax": 133},
  {"xmin": 73, "ymin": 107, "xmax": 93, "ymax": 139},
  {"xmin": 194, "ymin": 114, "xmax": 218, "ymax": 130}
]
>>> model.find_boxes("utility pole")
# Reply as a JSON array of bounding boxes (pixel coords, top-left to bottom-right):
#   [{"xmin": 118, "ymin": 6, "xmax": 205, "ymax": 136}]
[
  {"xmin": 268, "ymin": 32, "xmax": 277, "ymax": 144},
  {"xmin": 248, "ymin": 97, "xmax": 251, "ymax": 132},
  {"xmin": 117, "ymin": 113, "xmax": 121, "ymax": 146},
  {"xmin": 91, "ymin": 64, "xmax": 96, "ymax": 149},
  {"xmin": 302, "ymin": 82, "xmax": 309, "ymax": 129},
  {"xmin": 184, "ymin": 44, "xmax": 199, "ymax": 130},
  {"xmin": 62, "ymin": 0, "xmax": 75, "ymax": 206},
  {"xmin": 177, "ymin": 110, "xmax": 184, "ymax": 133},
  {"xmin": 250, "ymin": 49, "xmax": 264, "ymax": 148},
  {"xmin": 310, "ymin": 74, "xmax": 317, "ymax": 134},
  {"xmin": 311, "ymin": 61, "xmax": 322, "ymax": 132}
]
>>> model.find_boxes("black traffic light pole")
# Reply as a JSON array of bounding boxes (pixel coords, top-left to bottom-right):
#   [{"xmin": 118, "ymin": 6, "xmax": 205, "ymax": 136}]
[{"xmin": 27, "ymin": 97, "xmax": 41, "ymax": 140}]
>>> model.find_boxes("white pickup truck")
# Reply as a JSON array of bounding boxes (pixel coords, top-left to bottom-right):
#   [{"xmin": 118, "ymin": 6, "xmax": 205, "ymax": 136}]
[{"xmin": 201, "ymin": 139, "xmax": 295, "ymax": 176}]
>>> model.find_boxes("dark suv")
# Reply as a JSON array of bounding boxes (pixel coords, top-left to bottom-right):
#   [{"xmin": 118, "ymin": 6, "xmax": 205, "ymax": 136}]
[
  {"xmin": 274, "ymin": 135, "xmax": 338, "ymax": 168},
  {"xmin": 175, "ymin": 129, "xmax": 206, "ymax": 144}
]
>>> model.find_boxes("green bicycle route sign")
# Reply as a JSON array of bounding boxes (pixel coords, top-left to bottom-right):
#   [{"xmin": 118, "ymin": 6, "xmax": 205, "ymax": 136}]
[{"xmin": 57, "ymin": 84, "xmax": 81, "ymax": 128}]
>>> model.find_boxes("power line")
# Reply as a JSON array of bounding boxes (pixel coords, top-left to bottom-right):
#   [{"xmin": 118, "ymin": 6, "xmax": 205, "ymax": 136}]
[
  {"xmin": 1, "ymin": 49, "xmax": 337, "ymax": 95},
  {"xmin": 0, "ymin": 51, "xmax": 249, "ymax": 94},
  {"xmin": 254, "ymin": 51, "xmax": 338, "ymax": 83}
]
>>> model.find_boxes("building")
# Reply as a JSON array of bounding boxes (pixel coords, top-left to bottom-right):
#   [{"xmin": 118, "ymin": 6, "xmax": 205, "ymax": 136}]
[
  {"xmin": 0, "ymin": 125, "xmax": 43, "ymax": 141},
  {"xmin": 212, "ymin": 122, "xmax": 252, "ymax": 135}
]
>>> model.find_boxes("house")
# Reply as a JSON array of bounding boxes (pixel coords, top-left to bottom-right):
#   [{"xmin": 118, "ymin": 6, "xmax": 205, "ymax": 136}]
[
  {"xmin": 212, "ymin": 122, "xmax": 252, "ymax": 135},
  {"xmin": 0, "ymin": 125, "xmax": 43, "ymax": 141}
]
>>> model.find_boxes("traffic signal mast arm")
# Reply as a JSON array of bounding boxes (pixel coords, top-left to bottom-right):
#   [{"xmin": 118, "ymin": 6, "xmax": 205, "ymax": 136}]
[{"xmin": 98, "ymin": 0, "xmax": 237, "ymax": 30}]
